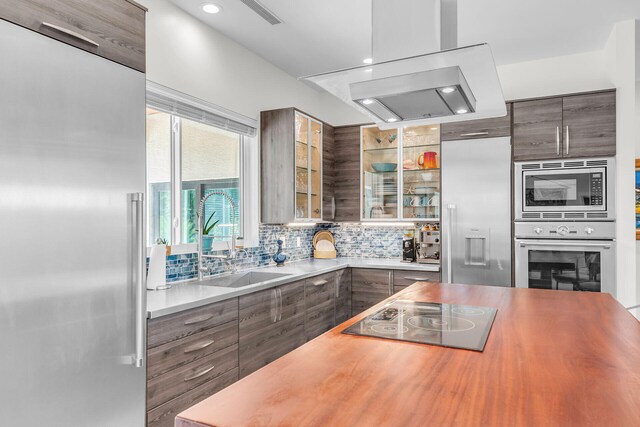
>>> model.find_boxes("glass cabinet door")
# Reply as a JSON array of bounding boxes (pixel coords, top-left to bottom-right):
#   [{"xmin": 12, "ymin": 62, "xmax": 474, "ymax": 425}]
[
  {"xmin": 402, "ymin": 125, "xmax": 440, "ymax": 220},
  {"xmin": 362, "ymin": 126, "xmax": 399, "ymax": 219},
  {"xmin": 310, "ymin": 119, "xmax": 322, "ymax": 219},
  {"xmin": 295, "ymin": 111, "xmax": 322, "ymax": 221},
  {"xmin": 295, "ymin": 113, "xmax": 309, "ymax": 219}
]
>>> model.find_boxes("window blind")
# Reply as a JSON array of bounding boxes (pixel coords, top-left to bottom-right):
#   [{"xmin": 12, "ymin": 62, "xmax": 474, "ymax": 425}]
[{"xmin": 146, "ymin": 81, "xmax": 257, "ymax": 137}]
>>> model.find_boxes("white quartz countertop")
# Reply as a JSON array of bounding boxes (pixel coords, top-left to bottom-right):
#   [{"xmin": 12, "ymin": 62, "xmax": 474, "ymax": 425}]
[{"xmin": 147, "ymin": 258, "xmax": 440, "ymax": 319}]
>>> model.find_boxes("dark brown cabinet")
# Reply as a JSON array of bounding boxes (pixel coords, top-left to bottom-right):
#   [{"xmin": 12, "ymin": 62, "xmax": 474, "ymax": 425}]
[
  {"xmin": 333, "ymin": 125, "xmax": 362, "ymax": 222},
  {"xmin": 351, "ymin": 268, "xmax": 392, "ymax": 316},
  {"xmin": 441, "ymin": 104, "xmax": 512, "ymax": 141},
  {"xmin": 322, "ymin": 123, "xmax": 336, "ymax": 221},
  {"xmin": 0, "ymin": 0, "xmax": 146, "ymax": 72},
  {"xmin": 238, "ymin": 280, "xmax": 306, "ymax": 378},
  {"xmin": 513, "ymin": 91, "xmax": 615, "ymax": 160},
  {"xmin": 335, "ymin": 268, "xmax": 352, "ymax": 324},
  {"xmin": 392, "ymin": 269, "xmax": 441, "ymax": 293},
  {"xmin": 146, "ymin": 299, "xmax": 239, "ymax": 427},
  {"xmin": 304, "ymin": 272, "xmax": 337, "ymax": 340}
]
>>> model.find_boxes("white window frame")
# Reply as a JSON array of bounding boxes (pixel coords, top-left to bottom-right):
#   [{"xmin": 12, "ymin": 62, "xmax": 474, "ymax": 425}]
[{"xmin": 146, "ymin": 82, "xmax": 259, "ymax": 254}]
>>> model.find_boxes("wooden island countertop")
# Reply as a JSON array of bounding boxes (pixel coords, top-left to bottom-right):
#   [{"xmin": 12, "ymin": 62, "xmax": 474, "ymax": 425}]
[{"xmin": 175, "ymin": 282, "xmax": 640, "ymax": 427}]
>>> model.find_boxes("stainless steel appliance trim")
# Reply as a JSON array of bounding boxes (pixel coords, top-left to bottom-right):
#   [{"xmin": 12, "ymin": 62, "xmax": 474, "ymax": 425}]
[
  {"xmin": 184, "ymin": 314, "xmax": 214, "ymax": 326},
  {"xmin": 518, "ymin": 241, "xmax": 612, "ymax": 249},
  {"xmin": 565, "ymin": 126, "xmax": 570, "ymax": 155},
  {"xmin": 183, "ymin": 365, "xmax": 216, "ymax": 382},
  {"xmin": 130, "ymin": 192, "xmax": 146, "ymax": 368},
  {"xmin": 460, "ymin": 131, "xmax": 489, "ymax": 137},
  {"xmin": 183, "ymin": 340, "xmax": 216, "ymax": 354},
  {"xmin": 446, "ymin": 203, "xmax": 455, "ymax": 283},
  {"xmin": 41, "ymin": 22, "xmax": 100, "ymax": 47}
]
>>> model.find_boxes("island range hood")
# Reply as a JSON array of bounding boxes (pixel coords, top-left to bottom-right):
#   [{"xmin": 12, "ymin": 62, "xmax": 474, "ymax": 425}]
[{"xmin": 301, "ymin": 0, "xmax": 505, "ymax": 129}]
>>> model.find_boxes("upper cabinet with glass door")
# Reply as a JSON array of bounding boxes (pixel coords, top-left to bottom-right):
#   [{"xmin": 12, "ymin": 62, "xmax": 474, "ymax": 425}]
[
  {"xmin": 361, "ymin": 124, "xmax": 440, "ymax": 221},
  {"xmin": 261, "ymin": 108, "xmax": 324, "ymax": 224}
]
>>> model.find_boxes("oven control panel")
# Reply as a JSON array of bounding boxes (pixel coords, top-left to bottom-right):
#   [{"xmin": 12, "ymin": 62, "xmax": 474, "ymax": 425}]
[{"xmin": 515, "ymin": 221, "xmax": 615, "ymax": 240}]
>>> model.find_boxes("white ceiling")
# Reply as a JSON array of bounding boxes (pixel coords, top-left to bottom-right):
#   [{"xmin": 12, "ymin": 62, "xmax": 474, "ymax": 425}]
[{"xmin": 171, "ymin": 0, "xmax": 640, "ymax": 78}]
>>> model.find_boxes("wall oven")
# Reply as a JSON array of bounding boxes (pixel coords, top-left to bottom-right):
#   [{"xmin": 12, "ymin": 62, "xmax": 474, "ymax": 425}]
[
  {"xmin": 515, "ymin": 157, "xmax": 615, "ymax": 221},
  {"xmin": 514, "ymin": 222, "xmax": 615, "ymax": 294}
]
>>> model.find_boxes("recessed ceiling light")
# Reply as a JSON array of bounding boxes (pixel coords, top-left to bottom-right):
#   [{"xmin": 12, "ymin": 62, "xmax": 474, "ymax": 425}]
[
  {"xmin": 363, "ymin": 58, "xmax": 373, "ymax": 64},
  {"xmin": 456, "ymin": 109, "xmax": 468, "ymax": 114},
  {"xmin": 387, "ymin": 118, "xmax": 398, "ymax": 122},
  {"xmin": 202, "ymin": 3, "xmax": 222, "ymax": 14},
  {"xmin": 441, "ymin": 87, "xmax": 456, "ymax": 94},
  {"xmin": 361, "ymin": 99, "xmax": 374, "ymax": 105}
]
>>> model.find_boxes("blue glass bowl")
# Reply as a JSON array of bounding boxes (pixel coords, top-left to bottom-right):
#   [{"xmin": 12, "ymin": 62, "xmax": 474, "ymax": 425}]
[{"xmin": 372, "ymin": 162, "xmax": 397, "ymax": 172}]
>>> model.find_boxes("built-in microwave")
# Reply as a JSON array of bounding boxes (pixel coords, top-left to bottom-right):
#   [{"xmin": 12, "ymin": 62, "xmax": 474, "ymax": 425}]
[{"xmin": 515, "ymin": 157, "xmax": 615, "ymax": 221}]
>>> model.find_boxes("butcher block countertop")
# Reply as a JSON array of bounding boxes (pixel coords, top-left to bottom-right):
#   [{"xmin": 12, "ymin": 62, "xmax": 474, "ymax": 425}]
[{"xmin": 175, "ymin": 283, "xmax": 640, "ymax": 427}]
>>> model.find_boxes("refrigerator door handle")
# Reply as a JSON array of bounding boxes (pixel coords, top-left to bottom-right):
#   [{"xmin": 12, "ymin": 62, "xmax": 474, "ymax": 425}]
[
  {"xmin": 446, "ymin": 204, "xmax": 456, "ymax": 283},
  {"xmin": 129, "ymin": 193, "xmax": 146, "ymax": 368}
]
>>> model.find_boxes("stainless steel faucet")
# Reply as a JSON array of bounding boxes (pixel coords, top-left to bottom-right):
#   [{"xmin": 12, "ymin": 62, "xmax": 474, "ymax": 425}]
[{"xmin": 197, "ymin": 190, "xmax": 241, "ymax": 281}]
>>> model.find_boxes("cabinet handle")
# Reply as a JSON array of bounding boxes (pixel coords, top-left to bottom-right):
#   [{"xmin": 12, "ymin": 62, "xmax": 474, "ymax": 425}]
[
  {"xmin": 565, "ymin": 126, "xmax": 570, "ymax": 155},
  {"xmin": 277, "ymin": 288, "xmax": 283, "ymax": 321},
  {"xmin": 184, "ymin": 314, "xmax": 213, "ymax": 325},
  {"xmin": 556, "ymin": 126, "xmax": 560, "ymax": 155},
  {"xmin": 183, "ymin": 339, "xmax": 215, "ymax": 354},
  {"xmin": 312, "ymin": 279, "xmax": 328, "ymax": 286},
  {"xmin": 388, "ymin": 271, "xmax": 393, "ymax": 296},
  {"xmin": 460, "ymin": 131, "xmax": 489, "ymax": 137},
  {"xmin": 331, "ymin": 197, "xmax": 336, "ymax": 220},
  {"xmin": 403, "ymin": 276, "xmax": 432, "ymax": 281},
  {"xmin": 41, "ymin": 22, "xmax": 100, "ymax": 47},
  {"xmin": 272, "ymin": 289, "xmax": 278, "ymax": 323},
  {"xmin": 129, "ymin": 193, "xmax": 146, "ymax": 368},
  {"xmin": 184, "ymin": 365, "xmax": 215, "ymax": 382}
]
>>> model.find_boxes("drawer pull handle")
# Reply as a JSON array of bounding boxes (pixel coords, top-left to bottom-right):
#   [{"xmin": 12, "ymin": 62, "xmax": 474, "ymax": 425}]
[
  {"xmin": 183, "ymin": 339, "xmax": 215, "ymax": 354},
  {"xmin": 41, "ymin": 22, "xmax": 100, "ymax": 47},
  {"xmin": 459, "ymin": 131, "xmax": 489, "ymax": 137},
  {"xmin": 312, "ymin": 279, "xmax": 328, "ymax": 286},
  {"xmin": 184, "ymin": 365, "xmax": 215, "ymax": 382},
  {"xmin": 184, "ymin": 314, "xmax": 213, "ymax": 325},
  {"xmin": 403, "ymin": 277, "xmax": 432, "ymax": 281}
]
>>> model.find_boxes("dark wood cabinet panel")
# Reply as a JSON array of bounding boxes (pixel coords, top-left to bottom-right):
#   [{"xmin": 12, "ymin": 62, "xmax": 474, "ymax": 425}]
[
  {"xmin": 441, "ymin": 104, "xmax": 511, "ymax": 141},
  {"xmin": 147, "ymin": 368, "xmax": 238, "ymax": 427},
  {"xmin": 0, "ymin": 0, "xmax": 145, "ymax": 72},
  {"xmin": 239, "ymin": 280, "xmax": 306, "ymax": 378},
  {"xmin": 392, "ymin": 269, "xmax": 441, "ymax": 292},
  {"xmin": 147, "ymin": 343, "xmax": 238, "ymax": 410},
  {"xmin": 147, "ymin": 298, "xmax": 238, "ymax": 349},
  {"xmin": 562, "ymin": 91, "xmax": 616, "ymax": 158},
  {"xmin": 322, "ymin": 123, "xmax": 336, "ymax": 221},
  {"xmin": 335, "ymin": 268, "xmax": 352, "ymax": 324},
  {"xmin": 351, "ymin": 268, "xmax": 392, "ymax": 316},
  {"xmin": 148, "ymin": 321, "xmax": 238, "ymax": 380},
  {"xmin": 334, "ymin": 125, "xmax": 362, "ymax": 222},
  {"xmin": 304, "ymin": 272, "xmax": 336, "ymax": 340},
  {"xmin": 513, "ymin": 98, "xmax": 563, "ymax": 161}
]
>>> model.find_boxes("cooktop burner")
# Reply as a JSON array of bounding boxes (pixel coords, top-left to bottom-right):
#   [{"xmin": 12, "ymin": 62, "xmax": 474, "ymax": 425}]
[{"xmin": 342, "ymin": 300, "xmax": 497, "ymax": 351}]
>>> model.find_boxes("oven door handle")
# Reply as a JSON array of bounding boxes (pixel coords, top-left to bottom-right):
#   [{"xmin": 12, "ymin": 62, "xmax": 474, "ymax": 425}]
[{"xmin": 518, "ymin": 241, "xmax": 612, "ymax": 249}]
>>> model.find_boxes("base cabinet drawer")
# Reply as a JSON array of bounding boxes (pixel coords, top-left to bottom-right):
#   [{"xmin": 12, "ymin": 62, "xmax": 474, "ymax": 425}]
[
  {"xmin": 0, "ymin": 0, "xmax": 146, "ymax": 72},
  {"xmin": 148, "ymin": 321, "xmax": 238, "ymax": 379},
  {"xmin": 393, "ymin": 270, "xmax": 440, "ymax": 292},
  {"xmin": 146, "ymin": 368, "xmax": 238, "ymax": 427},
  {"xmin": 147, "ymin": 343, "xmax": 238, "ymax": 411}
]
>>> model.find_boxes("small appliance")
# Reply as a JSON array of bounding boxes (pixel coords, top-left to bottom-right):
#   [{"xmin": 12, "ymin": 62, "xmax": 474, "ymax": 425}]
[
  {"xmin": 402, "ymin": 236, "xmax": 416, "ymax": 262},
  {"xmin": 416, "ymin": 225, "xmax": 440, "ymax": 264},
  {"xmin": 515, "ymin": 157, "xmax": 615, "ymax": 221}
]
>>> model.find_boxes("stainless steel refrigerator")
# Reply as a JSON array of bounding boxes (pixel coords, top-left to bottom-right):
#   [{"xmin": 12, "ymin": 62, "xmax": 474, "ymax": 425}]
[
  {"xmin": 0, "ymin": 20, "xmax": 147, "ymax": 426},
  {"xmin": 441, "ymin": 137, "xmax": 512, "ymax": 287}
]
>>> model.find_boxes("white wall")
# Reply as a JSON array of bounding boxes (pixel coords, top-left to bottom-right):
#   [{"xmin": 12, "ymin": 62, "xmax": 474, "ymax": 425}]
[
  {"xmin": 604, "ymin": 20, "xmax": 637, "ymax": 312},
  {"xmin": 138, "ymin": 0, "xmax": 368, "ymax": 126},
  {"xmin": 497, "ymin": 50, "xmax": 612, "ymax": 101}
]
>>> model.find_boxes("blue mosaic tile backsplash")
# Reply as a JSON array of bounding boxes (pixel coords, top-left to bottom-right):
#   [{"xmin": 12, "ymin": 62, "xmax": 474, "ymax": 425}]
[{"xmin": 157, "ymin": 223, "xmax": 412, "ymax": 283}]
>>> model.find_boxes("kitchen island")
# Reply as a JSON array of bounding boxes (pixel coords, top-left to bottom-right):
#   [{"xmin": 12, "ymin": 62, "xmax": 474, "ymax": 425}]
[{"xmin": 175, "ymin": 282, "xmax": 640, "ymax": 427}]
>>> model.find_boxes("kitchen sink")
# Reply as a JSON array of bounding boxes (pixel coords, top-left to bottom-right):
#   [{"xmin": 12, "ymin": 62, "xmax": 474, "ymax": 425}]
[{"xmin": 202, "ymin": 271, "xmax": 291, "ymax": 288}]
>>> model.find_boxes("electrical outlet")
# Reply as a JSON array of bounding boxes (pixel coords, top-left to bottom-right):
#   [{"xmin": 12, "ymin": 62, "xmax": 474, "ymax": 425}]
[{"xmin": 296, "ymin": 237, "xmax": 301, "ymax": 247}]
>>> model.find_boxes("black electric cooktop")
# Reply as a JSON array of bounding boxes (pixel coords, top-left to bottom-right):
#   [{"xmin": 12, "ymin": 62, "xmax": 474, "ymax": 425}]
[{"xmin": 342, "ymin": 300, "xmax": 497, "ymax": 351}]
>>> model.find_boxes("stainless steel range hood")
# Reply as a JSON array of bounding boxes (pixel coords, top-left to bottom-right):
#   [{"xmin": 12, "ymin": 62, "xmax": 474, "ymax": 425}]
[{"xmin": 301, "ymin": 0, "xmax": 505, "ymax": 129}]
